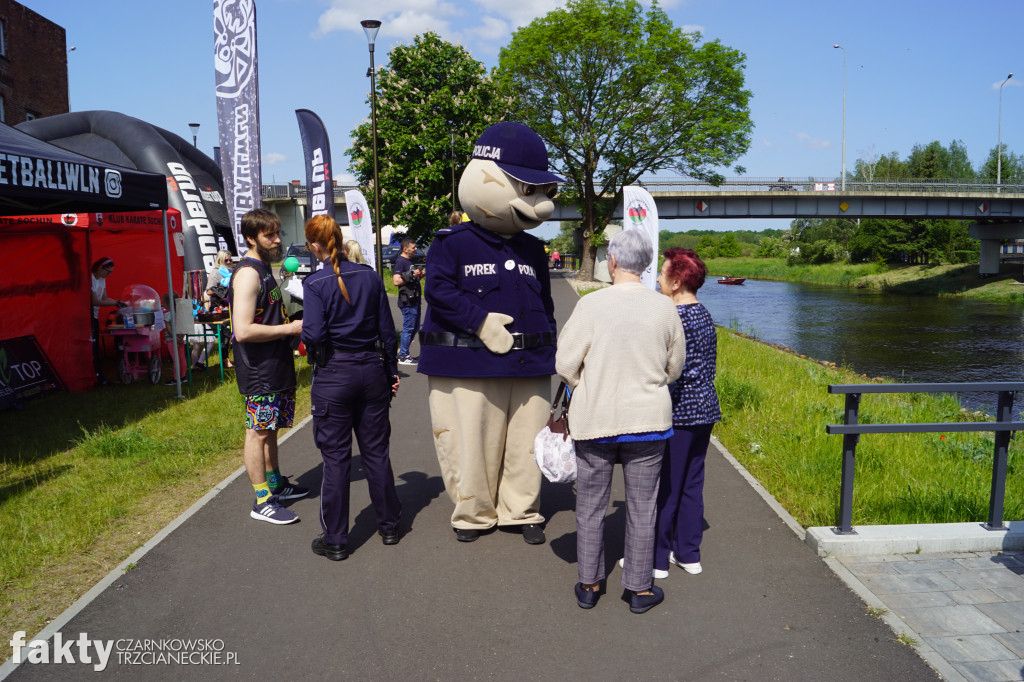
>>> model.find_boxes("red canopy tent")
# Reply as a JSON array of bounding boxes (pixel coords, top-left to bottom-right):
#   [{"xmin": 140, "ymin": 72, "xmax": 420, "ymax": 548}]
[
  {"xmin": 0, "ymin": 210, "xmax": 183, "ymax": 392},
  {"xmin": 0, "ymin": 122, "xmax": 174, "ymax": 394}
]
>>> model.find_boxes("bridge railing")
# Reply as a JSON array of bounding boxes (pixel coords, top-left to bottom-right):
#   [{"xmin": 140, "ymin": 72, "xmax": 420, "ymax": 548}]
[
  {"xmin": 637, "ymin": 177, "xmax": 1024, "ymax": 194},
  {"xmin": 825, "ymin": 382, "xmax": 1024, "ymax": 535},
  {"xmin": 262, "ymin": 183, "xmax": 361, "ymax": 200},
  {"xmin": 261, "ymin": 178, "xmax": 1024, "ymax": 199}
]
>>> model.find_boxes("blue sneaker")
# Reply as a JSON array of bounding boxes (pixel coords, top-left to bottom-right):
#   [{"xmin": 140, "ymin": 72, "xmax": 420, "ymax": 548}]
[
  {"xmin": 250, "ymin": 495, "xmax": 298, "ymax": 525},
  {"xmin": 269, "ymin": 476, "xmax": 309, "ymax": 501}
]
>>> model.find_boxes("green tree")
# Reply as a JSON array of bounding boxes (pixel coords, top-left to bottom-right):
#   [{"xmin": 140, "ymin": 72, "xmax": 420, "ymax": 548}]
[
  {"xmin": 979, "ymin": 145, "xmax": 1024, "ymax": 185},
  {"xmin": 696, "ymin": 235, "xmax": 720, "ymax": 259},
  {"xmin": 755, "ymin": 236, "xmax": 787, "ymax": 258},
  {"xmin": 718, "ymin": 232, "xmax": 742, "ymax": 257},
  {"xmin": 349, "ymin": 32, "xmax": 505, "ymax": 243},
  {"xmin": 495, "ymin": 0, "xmax": 752, "ymax": 280},
  {"xmin": 549, "ymin": 221, "xmax": 578, "ymax": 255}
]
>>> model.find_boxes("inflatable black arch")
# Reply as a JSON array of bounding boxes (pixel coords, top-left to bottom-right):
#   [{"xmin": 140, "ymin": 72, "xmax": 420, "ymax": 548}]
[{"xmin": 17, "ymin": 110, "xmax": 233, "ymax": 275}]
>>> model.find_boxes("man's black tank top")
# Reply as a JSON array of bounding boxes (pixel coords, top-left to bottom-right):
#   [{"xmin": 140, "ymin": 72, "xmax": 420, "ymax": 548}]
[{"xmin": 228, "ymin": 257, "xmax": 296, "ymax": 395}]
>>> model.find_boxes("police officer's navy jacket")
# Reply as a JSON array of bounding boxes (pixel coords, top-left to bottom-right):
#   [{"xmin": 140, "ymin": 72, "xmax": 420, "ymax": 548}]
[
  {"xmin": 417, "ymin": 221, "xmax": 556, "ymax": 379},
  {"xmin": 301, "ymin": 260, "xmax": 399, "ymax": 378}
]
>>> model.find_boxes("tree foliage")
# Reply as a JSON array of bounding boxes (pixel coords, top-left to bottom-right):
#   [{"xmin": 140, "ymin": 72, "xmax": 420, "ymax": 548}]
[
  {"xmin": 349, "ymin": 32, "xmax": 506, "ymax": 243},
  {"xmin": 495, "ymin": 0, "xmax": 752, "ymax": 279},
  {"xmin": 979, "ymin": 145, "xmax": 1024, "ymax": 185}
]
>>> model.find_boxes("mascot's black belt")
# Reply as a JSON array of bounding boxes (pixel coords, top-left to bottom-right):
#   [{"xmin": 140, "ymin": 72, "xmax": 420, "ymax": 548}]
[{"xmin": 420, "ymin": 331, "xmax": 555, "ymax": 350}]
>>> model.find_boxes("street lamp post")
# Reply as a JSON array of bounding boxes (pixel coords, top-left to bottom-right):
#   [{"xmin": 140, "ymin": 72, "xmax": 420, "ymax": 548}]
[
  {"xmin": 998, "ymin": 73, "xmax": 1014, "ymax": 192},
  {"xmin": 188, "ymin": 122, "xmax": 200, "ymax": 148},
  {"xmin": 66, "ymin": 46, "xmax": 76, "ymax": 111},
  {"xmin": 833, "ymin": 44, "xmax": 846, "ymax": 191},
  {"xmin": 450, "ymin": 129, "xmax": 456, "ymax": 212},
  {"xmin": 361, "ymin": 19, "xmax": 384, "ymax": 279}
]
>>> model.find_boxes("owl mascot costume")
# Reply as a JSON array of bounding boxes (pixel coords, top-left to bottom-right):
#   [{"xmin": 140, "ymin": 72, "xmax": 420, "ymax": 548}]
[{"xmin": 417, "ymin": 122, "xmax": 563, "ymax": 545}]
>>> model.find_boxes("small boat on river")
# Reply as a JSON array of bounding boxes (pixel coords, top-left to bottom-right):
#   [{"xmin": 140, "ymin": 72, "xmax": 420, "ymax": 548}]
[{"xmin": 717, "ymin": 276, "xmax": 746, "ymax": 285}]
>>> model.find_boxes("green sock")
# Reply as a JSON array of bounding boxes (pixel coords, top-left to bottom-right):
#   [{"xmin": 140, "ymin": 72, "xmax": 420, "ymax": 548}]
[
  {"xmin": 267, "ymin": 468, "xmax": 282, "ymax": 489},
  {"xmin": 253, "ymin": 481, "xmax": 272, "ymax": 504}
]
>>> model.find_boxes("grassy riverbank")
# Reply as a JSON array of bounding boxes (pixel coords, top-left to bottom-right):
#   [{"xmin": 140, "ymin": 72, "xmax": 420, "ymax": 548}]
[
  {"xmin": 713, "ymin": 328, "xmax": 1022, "ymax": 528},
  {"xmin": 703, "ymin": 257, "xmax": 1024, "ymax": 302}
]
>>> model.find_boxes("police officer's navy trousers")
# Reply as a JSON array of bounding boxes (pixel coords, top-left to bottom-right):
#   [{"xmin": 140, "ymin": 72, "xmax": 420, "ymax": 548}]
[
  {"xmin": 311, "ymin": 351, "xmax": 401, "ymax": 545},
  {"xmin": 427, "ymin": 375, "xmax": 549, "ymax": 530},
  {"xmin": 654, "ymin": 423, "xmax": 713, "ymax": 569}
]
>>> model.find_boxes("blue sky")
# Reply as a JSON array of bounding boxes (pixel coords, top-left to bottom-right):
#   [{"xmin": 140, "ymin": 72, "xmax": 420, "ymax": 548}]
[{"xmin": 30, "ymin": 0, "xmax": 1024, "ymax": 238}]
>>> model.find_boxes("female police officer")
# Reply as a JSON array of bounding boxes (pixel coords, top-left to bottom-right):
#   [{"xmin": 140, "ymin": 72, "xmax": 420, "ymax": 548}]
[{"xmin": 302, "ymin": 214, "xmax": 402, "ymax": 561}]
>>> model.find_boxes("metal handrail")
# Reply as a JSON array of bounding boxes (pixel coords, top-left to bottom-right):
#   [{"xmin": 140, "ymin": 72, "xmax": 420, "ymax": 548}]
[
  {"xmin": 262, "ymin": 179, "xmax": 1024, "ymax": 200},
  {"xmin": 634, "ymin": 177, "xmax": 1024, "ymax": 194},
  {"xmin": 261, "ymin": 183, "xmax": 361, "ymax": 200},
  {"xmin": 825, "ymin": 382, "xmax": 1022, "ymax": 535}
]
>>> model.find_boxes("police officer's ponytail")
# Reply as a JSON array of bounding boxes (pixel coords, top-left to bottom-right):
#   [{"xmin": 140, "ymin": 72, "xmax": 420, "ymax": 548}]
[{"xmin": 304, "ymin": 215, "xmax": 351, "ymax": 304}]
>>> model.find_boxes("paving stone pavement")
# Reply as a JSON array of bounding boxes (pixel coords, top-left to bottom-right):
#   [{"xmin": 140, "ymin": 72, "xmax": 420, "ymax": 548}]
[{"xmin": 837, "ymin": 551, "xmax": 1024, "ymax": 681}]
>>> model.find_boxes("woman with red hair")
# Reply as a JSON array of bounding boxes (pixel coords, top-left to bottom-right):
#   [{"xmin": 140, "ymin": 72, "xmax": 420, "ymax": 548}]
[
  {"xmin": 653, "ymin": 247, "xmax": 721, "ymax": 578},
  {"xmin": 302, "ymin": 214, "xmax": 402, "ymax": 561}
]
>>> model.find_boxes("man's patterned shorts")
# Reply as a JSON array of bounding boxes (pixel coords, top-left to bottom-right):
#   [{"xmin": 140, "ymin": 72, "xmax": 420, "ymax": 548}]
[{"xmin": 244, "ymin": 387, "xmax": 296, "ymax": 431}]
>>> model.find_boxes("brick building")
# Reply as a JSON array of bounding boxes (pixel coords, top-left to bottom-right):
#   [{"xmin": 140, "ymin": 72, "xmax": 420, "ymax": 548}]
[{"xmin": 0, "ymin": 0, "xmax": 69, "ymax": 123}]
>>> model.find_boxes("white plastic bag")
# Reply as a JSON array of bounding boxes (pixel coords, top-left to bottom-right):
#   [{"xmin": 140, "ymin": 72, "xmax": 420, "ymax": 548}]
[{"xmin": 534, "ymin": 382, "xmax": 576, "ymax": 483}]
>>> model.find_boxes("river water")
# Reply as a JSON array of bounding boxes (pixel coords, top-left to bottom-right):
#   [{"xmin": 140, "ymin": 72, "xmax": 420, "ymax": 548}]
[{"xmin": 697, "ymin": 276, "xmax": 1024, "ymax": 413}]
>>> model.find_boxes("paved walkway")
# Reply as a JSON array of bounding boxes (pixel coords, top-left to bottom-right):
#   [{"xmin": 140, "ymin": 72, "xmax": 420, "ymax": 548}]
[
  {"xmin": 3, "ymin": 270, "xmax": 1009, "ymax": 680},
  {"xmin": 832, "ymin": 551, "xmax": 1024, "ymax": 681}
]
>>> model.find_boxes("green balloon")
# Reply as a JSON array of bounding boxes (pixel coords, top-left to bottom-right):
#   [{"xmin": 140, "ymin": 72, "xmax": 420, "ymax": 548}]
[{"xmin": 283, "ymin": 256, "xmax": 300, "ymax": 273}]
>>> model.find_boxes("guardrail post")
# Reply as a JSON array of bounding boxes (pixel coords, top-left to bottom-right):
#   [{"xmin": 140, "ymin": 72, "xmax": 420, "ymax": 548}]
[
  {"xmin": 834, "ymin": 393, "xmax": 860, "ymax": 535},
  {"xmin": 984, "ymin": 390, "xmax": 1014, "ymax": 530}
]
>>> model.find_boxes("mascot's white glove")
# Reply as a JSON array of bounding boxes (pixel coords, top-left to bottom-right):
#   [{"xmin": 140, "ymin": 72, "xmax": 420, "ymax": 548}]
[{"xmin": 477, "ymin": 313, "xmax": 514, "ymax": 354}]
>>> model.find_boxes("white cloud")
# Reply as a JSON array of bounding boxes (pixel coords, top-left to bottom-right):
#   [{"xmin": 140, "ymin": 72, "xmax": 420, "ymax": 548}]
[
  {"xmin": 263, "ymin": 152, "xmax": 288, "ymax": 165},
  {"xmin": 680, "ymin": 24, "xmax": 704, "ymax": 34},
  {"xmin": 991, "ymin": 78, "xmax": 1022, "ymax": 91},
  {"xmin": 762, "ymin": 138, "xmax": 779, "ymax": 148},
  {"xmin": 314, "ymin": 1, "xmax": 460, "ymax": 39},
  {"xmin": 795, "ymin": 132, "xmax": 832, "ymax": 150},
  {"xmin": 471, "ymin": 0, "xmax": 568, "ymax": 30}
]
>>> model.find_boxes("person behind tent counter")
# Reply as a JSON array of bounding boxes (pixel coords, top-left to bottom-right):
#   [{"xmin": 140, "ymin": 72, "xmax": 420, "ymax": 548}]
[
  {"xmin": 90, "ymin": 257, "xmax": 123, "ymax": 387},
  {"xmin": 228, "ymin": 208, "xmax": 308, "ymax": 526}
]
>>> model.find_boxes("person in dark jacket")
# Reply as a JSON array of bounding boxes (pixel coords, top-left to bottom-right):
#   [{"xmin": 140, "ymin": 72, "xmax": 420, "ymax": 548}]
[
  {"xmin": 392, "ymin": 237, "xmax": 424, "ymax": 365},
  {"xmin": 302, "ymin": 214, "xmax": 402, "ymax": 561}
]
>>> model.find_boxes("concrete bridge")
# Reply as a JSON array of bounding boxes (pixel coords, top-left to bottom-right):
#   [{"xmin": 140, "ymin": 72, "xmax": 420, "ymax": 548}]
[{"xmin": 262, "ymin": 177, "xmax": 1024, "ymax": 273}]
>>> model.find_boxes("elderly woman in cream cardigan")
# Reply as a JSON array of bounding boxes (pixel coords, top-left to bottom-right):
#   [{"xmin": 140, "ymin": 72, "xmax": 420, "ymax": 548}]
[{"xmin": 555, "ymin": 229, "xmax": 684, "ymax": 615}]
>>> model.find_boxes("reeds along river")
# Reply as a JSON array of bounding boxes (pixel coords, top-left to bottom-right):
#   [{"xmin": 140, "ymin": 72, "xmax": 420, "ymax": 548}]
[{"xmin": 698, "ymin": 276, "xmax": 1024, "ymax": 413}]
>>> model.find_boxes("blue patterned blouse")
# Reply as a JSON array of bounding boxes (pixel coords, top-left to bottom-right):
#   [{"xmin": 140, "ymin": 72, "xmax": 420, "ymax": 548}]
[{"xmin": 670, "ymin": 303, "xmax": 721, "ymax": 426}]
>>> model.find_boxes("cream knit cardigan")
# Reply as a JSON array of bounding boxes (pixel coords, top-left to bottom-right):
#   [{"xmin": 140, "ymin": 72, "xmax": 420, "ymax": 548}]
[{"xmin": 555, "ymin": 282, "xmax": 685, "ymax": 441}]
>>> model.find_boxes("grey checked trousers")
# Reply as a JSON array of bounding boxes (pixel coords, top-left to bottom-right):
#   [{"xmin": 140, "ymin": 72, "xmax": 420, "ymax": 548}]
[{"xmin": 575, "ymin": 439, "xmax": 664, "ymax": 592}]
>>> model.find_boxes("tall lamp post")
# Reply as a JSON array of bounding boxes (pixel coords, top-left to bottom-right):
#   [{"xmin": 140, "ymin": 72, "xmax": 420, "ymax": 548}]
[
  {"xmin": 188, "ymin": 122, "xmax": 200, "ymax": 148},
  {"xmin": 361, "ymin": 19, "xmax": 384, "ymax": 279},
  {"xmin": 450, "ymin": 129, "xmax": 457, "ymax": 212},
  {"xmin": 833, "ymin": 44, "xmax": 846, "ymax": 191},
  {"xmin": 998, "ymin": 73, "xmax": 1014, "ymax": 193}
]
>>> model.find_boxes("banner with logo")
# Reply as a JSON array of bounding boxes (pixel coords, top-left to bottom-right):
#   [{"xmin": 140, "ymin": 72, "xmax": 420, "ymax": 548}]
[
  {"xmin": 295, "ymin": 109, "xmax": 335, "ymax": 221},
  {"xmin": 214, "ymin": 0, "xmax": 262, "ymax": 253},
  {"xmin": 344, "ymin": 189, "xmax": 376, "ymax": 271},
  {"xmin": 622, "ymin": 185, "xmax": 660, "ymax": 290}
]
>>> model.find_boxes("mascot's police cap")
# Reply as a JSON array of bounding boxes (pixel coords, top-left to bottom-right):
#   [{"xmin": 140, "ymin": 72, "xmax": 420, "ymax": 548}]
[{"xmin": 471, "ymin": 122, "xmax": 566, "ymax": 185}]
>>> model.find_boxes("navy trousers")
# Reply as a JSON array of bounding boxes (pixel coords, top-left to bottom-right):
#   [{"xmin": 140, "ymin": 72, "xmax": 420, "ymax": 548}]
[
  {"xmin": 311, "ymin": 351, "xmax": 401, "ymax": 545},
  {"xmin": 654, "ymin": 424, "xmax": 713, "ymax": 569}
]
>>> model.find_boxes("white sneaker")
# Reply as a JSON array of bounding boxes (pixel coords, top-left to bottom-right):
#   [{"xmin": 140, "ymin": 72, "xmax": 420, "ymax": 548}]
[
  {"xmin": 618, "ymin": 557, "xmax": 668, "ymax": 580},
  {"xmin": 398, "ymin": 356, "xmax": 417, "ymax": 366},
  {"xmin": 669, "ymin": 551, "xmax": 702, "ymax": 574}
]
